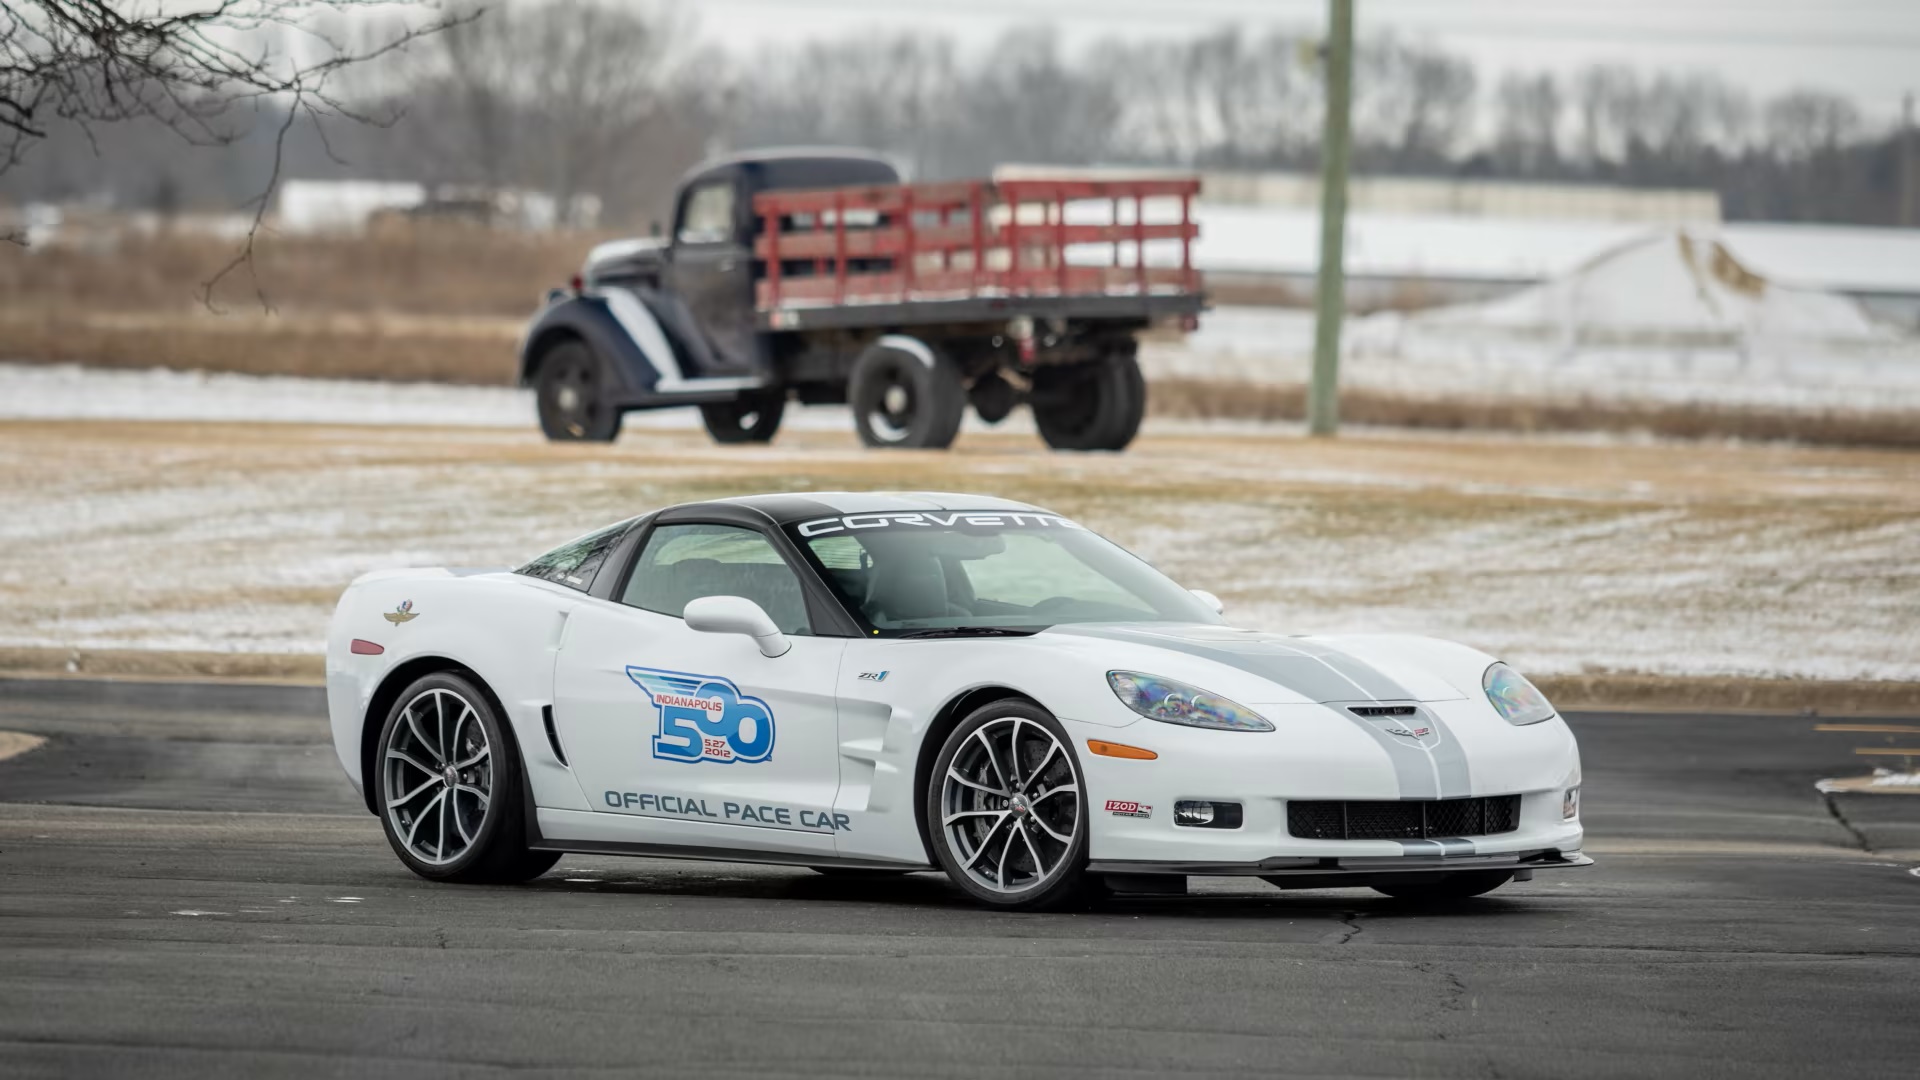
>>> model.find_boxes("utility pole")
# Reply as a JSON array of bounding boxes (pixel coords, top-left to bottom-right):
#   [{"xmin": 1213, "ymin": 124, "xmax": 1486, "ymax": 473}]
[
  {"xmin": 1308, "ymin": 0, "xmax": 1354, "ymax": 437},
  {"xmin": 1901, "ymin": 93, "xmax": 1916, "ymax": 229}
]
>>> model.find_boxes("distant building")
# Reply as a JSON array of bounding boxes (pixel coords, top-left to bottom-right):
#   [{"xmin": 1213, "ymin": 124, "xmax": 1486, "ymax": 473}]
[{"xmin": 274, "ymin": 180, "xmax": 601, "ymax": 233}]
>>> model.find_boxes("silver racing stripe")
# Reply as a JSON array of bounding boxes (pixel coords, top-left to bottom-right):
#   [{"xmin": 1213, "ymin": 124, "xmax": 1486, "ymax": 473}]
[{"xmin": 1055, "ymin": 625, "xmax": 1475, "ymax": 799}]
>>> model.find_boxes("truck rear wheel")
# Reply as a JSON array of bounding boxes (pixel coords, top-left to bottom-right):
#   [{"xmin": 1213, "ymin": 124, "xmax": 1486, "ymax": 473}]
[
  {"xmin": 1032, "ymin": 348, "xmax": 1145, "ymax": 452},
  {"xmin": 849, "ymin": 339, "xmax": 964, "ymax": 449},
  {"xmin": 535, "ymin": 340, "xmax": 622, "ymax": 443},
  {"xmin": 700, "ymin": 392, "xmax": 785, "ymax": 444}
]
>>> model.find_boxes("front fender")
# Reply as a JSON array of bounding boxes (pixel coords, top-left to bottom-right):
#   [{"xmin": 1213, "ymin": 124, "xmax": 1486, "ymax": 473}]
[{"xmin": 518, "ymin": 294, "xmax": 662, "ymax": 394}]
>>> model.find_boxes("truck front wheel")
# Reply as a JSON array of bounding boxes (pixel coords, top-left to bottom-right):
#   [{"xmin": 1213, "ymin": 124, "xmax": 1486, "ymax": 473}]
[
  {"xmin": 849, "ymin": 339, "xmax": 965, "ymax": 449},
  {"xmin": 535, "ymin": 340, "xmax": 622, "ymax": 443},
  {"xmin": 1032, "ymin": 348, "xmax": 1145, "ymax": 451}
]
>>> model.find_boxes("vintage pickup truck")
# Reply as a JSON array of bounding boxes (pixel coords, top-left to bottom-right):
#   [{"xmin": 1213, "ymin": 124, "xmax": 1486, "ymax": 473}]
[{"xmin": 518, "ymin": 148, "xmax": 1204, "ymax": 451}]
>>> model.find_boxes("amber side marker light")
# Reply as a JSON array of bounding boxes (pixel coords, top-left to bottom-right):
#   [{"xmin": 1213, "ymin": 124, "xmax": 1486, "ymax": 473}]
[
  {"xmin": 1087, "ymin": 739, "xmax": 1158, "ymax": 761},
  {"xmin": 350, "ymin": 639, "xmax": 385, "ymax": 656}
]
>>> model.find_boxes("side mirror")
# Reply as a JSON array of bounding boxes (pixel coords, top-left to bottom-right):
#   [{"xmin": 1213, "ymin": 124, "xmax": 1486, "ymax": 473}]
[
  {"xmin": 1189, "ymin": 588, "xmax": 1225, "ymax": 616},
  {"xmin": 683, "ymin": 595, "xmax": 791, "ymax": 657}
]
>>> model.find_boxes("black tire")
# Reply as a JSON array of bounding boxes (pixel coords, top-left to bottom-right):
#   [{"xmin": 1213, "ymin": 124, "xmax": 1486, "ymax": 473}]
[
  {"xmin": 849, "ymin": 340, "xmax": 965, "ymax": 449},
  {"xmin": 535, "ymin": 339, "xmax": 622, "ymax": 442},
  {"xmin": 924, "ymin": 699, "xmax": 1091, "ymax": 911},
  {"xmin": 374, "ymin": 671, "xmax": 558, "ymax": 884},
  {"xmin": 1370, "ymin": 870, "xmax": 1514, "ymax": 902},
  {"xmin": 700, "ymin": 391, "xmax": 786, "ymax": 444},
  {"xmin": 1032, "ymin": 347, "xmax": 1145, "ymax": 451}
]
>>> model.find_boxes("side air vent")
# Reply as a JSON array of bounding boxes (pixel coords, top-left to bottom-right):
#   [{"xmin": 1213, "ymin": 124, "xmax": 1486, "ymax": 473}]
[
  {"xmin": 1348, "ymin": 705, "xmax": 1417, "ymax": 717},
  {"xmin": 542, "ymin": 704, "xmax": 570, "ymax": 767}
]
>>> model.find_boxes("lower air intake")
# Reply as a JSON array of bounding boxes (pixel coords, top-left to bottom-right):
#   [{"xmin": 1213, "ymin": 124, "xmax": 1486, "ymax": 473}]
[{"xmin": 1287, "ymin": 795, "xmax": 1522, "ymax": 840}]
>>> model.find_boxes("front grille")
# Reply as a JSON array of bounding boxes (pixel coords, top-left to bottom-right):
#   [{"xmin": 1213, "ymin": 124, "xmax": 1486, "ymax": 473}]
[
  {"xmin": 1287, "ymin": 796, "xmax": 1522, "ymax": 840},
  {"xmin": 1348, "ymin": 705, "xmax": 1416, "ymax": 717}
]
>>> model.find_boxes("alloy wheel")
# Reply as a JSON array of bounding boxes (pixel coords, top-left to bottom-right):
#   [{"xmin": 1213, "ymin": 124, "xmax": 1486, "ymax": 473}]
[
  {"xmin": 384, "ymin": 687, "xmax": 493, "ymax": 866},
  {"xmin": 939, "ymin": 716, "xmax": 1081, "ymax": 894}
]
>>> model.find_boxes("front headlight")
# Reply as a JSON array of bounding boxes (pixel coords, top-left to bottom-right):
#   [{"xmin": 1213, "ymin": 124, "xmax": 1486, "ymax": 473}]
[
  {"xmin": 1106, "ymin": 671, "xmax": 1274, "ymax": 731},
  {"xmin": 1483, "ymin": 662, "xmax": 1555, "ymax": 726}
]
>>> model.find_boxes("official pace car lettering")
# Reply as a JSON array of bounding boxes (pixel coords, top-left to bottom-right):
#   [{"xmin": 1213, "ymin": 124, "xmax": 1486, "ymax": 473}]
[
  {"xmin": 626, "ymin": 666, "xmax": 775, "ymax": 764},
  {"xmin": 1105, "ymin": 800, "xmax": 1152, "ymax": 819},
  {"xmin": 795, "ymin": 511, "xmax": 1085, "ymax": 538},
  {"xmin": 602, "ymin": 790, "xmax": 853, "ymax": 831}
]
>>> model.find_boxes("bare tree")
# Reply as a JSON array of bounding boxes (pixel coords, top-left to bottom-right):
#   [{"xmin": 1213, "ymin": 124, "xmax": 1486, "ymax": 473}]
[
  {"xmin": 1354, "ymin": 37, "xmax": 1477, "ymax": 171},
  {"xmin": 0, "ymin": 0, "xmax": 459, "ymax": 294},
  {"xmin": 1764, "ymin": 88, "xmax": 1861, "ymax": 161},
  {"xmin": 1493, "ymin": 72, "xmax": 1561, "ymax": 176}
]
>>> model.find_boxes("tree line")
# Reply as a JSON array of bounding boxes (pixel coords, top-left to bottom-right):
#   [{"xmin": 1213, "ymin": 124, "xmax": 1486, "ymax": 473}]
[{"xmin": 3, "ymin": 0, "xmax": 1913, "ymax": 230}]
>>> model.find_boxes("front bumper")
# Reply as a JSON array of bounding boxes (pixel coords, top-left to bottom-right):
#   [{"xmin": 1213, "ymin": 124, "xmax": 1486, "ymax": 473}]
[
  {"xmin": 1061, "ymin": 705, "xmax": 1586, "ymax": 870},
  {"xmin": 1089, "ymin": 847, "xmax": 1593, "ymax": 880}
]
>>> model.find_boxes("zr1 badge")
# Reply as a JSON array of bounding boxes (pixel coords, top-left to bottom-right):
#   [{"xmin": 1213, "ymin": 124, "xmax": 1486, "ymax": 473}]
[{"xmin": 626, "ymin": 666, "xmax": 776, "ymax": 764}]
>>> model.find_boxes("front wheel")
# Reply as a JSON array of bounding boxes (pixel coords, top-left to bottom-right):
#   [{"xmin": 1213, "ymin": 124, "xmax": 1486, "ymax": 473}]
[
  {"xmin": 1370, "ymin": 871, "xmax": 1514, "ymax": 902},
  {"xmin": 849, "ymin": 339, "xmax": 965, "ymax": 449},
  {"xmin": 925, "ymin": 700, "xmax": 1090, "ymax": 910},
  {"xmin": 374, "ymin": 671, "xmax": 558, "ymax": 884},
  {"xmin": 535, "ymin": 340, "xmax": 622, "ymax": 442},
  {"xmin": 700, "ymin": 391, "xmax": 786, "ymax": 444}
]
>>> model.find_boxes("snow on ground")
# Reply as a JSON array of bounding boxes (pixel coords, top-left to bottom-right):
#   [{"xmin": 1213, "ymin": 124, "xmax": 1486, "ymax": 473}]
[
  {"xmin": 0, "ymin": 363, "xmax": 1037, "ymax": 434},
  {"xmin": 3, "ymin": 381, "xmax": 1918, "ymax": 683}
]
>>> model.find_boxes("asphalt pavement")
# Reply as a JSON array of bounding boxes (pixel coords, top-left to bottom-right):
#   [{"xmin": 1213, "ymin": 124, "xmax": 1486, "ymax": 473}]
[{"xmin": 1, "ymin": 677, "xmax": 1916, "ymax": 1078}]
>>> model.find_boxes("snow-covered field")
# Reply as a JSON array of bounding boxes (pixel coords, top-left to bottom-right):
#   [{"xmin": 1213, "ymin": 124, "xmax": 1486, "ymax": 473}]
[
  {"xmin": 1150, "ymin": 307, "xmax": 1920, "ymax": 415},
  {"xmin": 3, "ymin": 363, "xmax": 1917, "ymax": 683}
]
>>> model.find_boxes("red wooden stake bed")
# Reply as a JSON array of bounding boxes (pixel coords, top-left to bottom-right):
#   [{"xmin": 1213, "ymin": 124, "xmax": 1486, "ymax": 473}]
[{"xmin": 752, "ymin": 177, "xmax": 1202, "ymax": 329}]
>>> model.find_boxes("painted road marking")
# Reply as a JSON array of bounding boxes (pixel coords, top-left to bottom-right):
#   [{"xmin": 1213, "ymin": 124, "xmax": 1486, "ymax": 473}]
[
  {"xmin": 1816, "ymin": 724, "xmax": 1920, "ymax": 734},
  {"xmin": 0, "ymin": 731, "xmax": 46, "ymax": 763},
  {"xmin": 1852, "ymin": 748, "xmax": 1920, "ymax": 757}
]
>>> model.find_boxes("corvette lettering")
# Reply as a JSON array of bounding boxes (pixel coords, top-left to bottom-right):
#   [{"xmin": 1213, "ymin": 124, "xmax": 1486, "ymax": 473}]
[
  {"xmin": 796, "ymin": 511, "xmax": 1085, "ymax": 537},
  {"xmin": 627, "ymin": 666, "xmax": 776, "ymax": 764},
  {"xmin": 603, "ymin": 791, "xmax": 853, "ymax": 832}
]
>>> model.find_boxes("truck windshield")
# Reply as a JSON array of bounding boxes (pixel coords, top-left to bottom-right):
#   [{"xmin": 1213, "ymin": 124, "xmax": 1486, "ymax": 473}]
[{"xmin": 785, "ymin": 512, "xmax": 1223, "ymax": 634}]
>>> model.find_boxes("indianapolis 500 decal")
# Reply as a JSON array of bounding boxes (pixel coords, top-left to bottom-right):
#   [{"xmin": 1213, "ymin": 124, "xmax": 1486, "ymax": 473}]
[{"xmin": 626, "ymin": 666, "xmax": 776, "ymax": 764}]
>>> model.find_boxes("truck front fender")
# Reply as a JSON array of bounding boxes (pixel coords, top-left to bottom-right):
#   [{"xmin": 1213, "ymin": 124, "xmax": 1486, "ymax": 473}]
[{"xmin": 518, "ymin": 293, "xmax": 671, "ymax": 394}]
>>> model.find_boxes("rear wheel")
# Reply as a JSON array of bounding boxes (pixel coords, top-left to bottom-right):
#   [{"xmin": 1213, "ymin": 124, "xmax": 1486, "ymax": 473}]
[
  {"xmin": 375, "ymin": 671, "xmax": 559, "ymax": 884},
  {"xmin": 535, "ymin": 340, "xmax": 622, "ymax": 442},
  {"xmin": 849, "ymin": 340, "xmax": 965, "ymax": 449},
  {"xmin": 1031, "ymin": 347, "xmax": 1145, "ymax": 451},
  {"xmin": 925, "ymin": 700, "xmax": 1090, "ymax": 910},
  {"xmin": 1371, "ymin": 871, "xmax": 1514, "ymax": 902},
  {"xmin": 700, "ymin": 391, "xmax": 786, "ymax": 444}
]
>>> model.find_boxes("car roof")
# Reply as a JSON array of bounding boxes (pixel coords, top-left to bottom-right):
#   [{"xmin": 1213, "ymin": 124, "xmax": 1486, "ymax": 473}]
[{"xmin": 696, "ymin": 491, "xmax": 1051, "ymax": 526}]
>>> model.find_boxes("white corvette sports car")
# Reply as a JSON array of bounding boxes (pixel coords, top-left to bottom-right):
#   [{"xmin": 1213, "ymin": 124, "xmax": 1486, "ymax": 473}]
[{"xmin": 326, "ymin": 492, "xmax": 1589, "ymax": 909}]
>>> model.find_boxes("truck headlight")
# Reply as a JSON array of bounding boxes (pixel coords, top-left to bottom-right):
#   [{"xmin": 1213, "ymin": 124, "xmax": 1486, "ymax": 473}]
[
  {"xmin": 1107, "ymin": 671, "xmax": 1273, "ymax": 731},
  {"xmin": 1483, "ymin": 662, "xmax": 1555, "ymax": 726}
]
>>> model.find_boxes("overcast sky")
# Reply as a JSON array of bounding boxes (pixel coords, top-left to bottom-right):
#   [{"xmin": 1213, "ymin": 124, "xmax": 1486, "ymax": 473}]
[{"xmin": 693, "ymin": 0, "xmax": 1920, "ymax": 123}]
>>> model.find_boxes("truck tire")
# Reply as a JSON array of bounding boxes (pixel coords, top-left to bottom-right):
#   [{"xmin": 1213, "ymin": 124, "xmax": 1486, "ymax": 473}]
[
  {"xmin": 535, "ymin": 339, "xmax": 622, "ymax": 443},
  {"xmin": 849, "ymin": 339, "xmax": 965, "ymax": 449},
  {"xmin": 700, "ymin": 392, "xmax": 785, "ymax": 444},
  {"xmin": 1032, "ymin": 348, "xmax": 1145, "ymax": 451}
]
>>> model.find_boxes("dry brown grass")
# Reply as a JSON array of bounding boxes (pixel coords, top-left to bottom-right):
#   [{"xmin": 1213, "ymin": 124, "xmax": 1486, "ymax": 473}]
[
  {"xmin": 1150, "ymin": 376, "xmax": 1920, "ymax": 450},
  {"xmin": 0, "ymin": 222, "xmax": 606, "ymax": 316}
]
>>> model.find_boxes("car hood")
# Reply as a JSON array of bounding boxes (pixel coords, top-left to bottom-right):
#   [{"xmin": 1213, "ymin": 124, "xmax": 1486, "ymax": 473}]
[{"xmin": 1041, "ymin": 623, "xmax": 1491, "ymax": 706}]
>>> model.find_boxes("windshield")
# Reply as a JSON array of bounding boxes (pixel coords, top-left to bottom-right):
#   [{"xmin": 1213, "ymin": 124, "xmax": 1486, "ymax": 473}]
[{"xmin": 785, "ymin": 511, "xmax": 1223, "ymax": 634}]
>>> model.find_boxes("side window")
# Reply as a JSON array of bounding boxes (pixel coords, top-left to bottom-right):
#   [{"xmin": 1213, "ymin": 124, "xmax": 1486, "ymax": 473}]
[
  {"xmin": 622, "ymin": 524, "xmax": 810, "ymax": 635},
  {"xmin": 517, "ymin": 519, "xmax": 631, "ymax": 592},
  {"xmin": 677, "ymin": 182, "xmax": 735, "ymax": 245}
]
